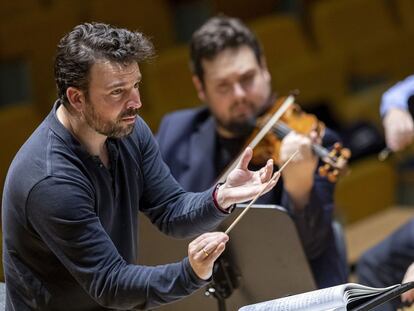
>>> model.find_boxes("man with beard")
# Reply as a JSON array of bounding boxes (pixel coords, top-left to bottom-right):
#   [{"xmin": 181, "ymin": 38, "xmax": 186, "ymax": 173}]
[
  {"xmin": 1, "ymin": 22, "xmax": 281, "ymax": 311},
  {"xmin": 157, "ymin": 16, "xmax": 348, "ymax": 288}
]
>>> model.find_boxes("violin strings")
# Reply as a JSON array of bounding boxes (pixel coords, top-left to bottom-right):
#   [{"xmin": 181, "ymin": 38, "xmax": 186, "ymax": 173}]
[{"xmin": 224, "ymin": 149, "xmax": 299, "ymax": 235}]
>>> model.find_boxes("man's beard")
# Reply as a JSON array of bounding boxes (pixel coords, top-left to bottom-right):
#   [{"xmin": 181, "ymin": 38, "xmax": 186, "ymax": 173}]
[
  {"xmin": 217, "ymin": 101, "xmax": 260, "ymax": 137},
  {"xmin": 218, "ymin": 95, "xmax": 274, "ymax": 137},
  {"xmin": 216, "ymin": 115, "xmax": 256, "ymax": 137},
  {"xmin": 83, "ymin": 103, "xmax": 139, "ymax": 138}
]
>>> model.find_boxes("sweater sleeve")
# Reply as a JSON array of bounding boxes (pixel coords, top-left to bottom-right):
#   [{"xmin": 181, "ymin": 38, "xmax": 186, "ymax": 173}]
[
  {"xmin": 27, "ymin": 176, "xmax": 207, "ymax": 310},
  {"xmin": 134, "ymin": 118, "xmax": 229, "ymax": 238},
  {"xmin": 380, "ymin": 75, "xmax": 414, "ymax": 116}
]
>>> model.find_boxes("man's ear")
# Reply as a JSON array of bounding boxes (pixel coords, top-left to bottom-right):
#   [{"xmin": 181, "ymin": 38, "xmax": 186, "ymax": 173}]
[
  {"xmin": 260, "ymin": 55, "xmax": 268, "ymax": 69},
  {"xmin": 260, "ymin": 56, "xmax": 271, "ymax": 84},
  {"xmin": 192, "ymin": 75, "xmax": 207, "ymax": 103},
  {"xmin": 66, "ymin": 87, "xmax": 85, "ymax": 112}
]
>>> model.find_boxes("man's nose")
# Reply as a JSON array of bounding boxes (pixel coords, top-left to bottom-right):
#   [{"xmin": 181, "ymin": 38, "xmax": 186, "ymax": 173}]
[
  {"xmin": 233, "ymin": 83, "xmax": 246, "ymax": 98},
  {"xmin": 127, "ymin": 88, "xmax": 142, "ymax": 109}
]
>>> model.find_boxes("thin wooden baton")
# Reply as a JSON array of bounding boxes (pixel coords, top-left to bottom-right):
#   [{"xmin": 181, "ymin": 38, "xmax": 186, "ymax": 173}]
[{"xmin": 224, "ymin": 149, "xmax": 299, "ymax": 234}]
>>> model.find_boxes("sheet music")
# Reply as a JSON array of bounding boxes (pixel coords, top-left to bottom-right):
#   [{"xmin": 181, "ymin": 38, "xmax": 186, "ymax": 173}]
[
  {"xmin": 239, "ymin": 285, "xmax": 347, "ymax": 311},
  {"xmin": 238, "ymin": 283, "xmax": 403, "ymax": 311}
]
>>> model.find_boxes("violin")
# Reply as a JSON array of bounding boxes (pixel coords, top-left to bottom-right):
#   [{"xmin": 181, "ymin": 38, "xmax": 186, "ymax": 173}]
[
  {"xmin": 251, "ymin": 96, "xmax": 351, "ymax": 182},
  {"xmin": 218, "ymin": 95, "xmax": 350, "ymax": 183}
]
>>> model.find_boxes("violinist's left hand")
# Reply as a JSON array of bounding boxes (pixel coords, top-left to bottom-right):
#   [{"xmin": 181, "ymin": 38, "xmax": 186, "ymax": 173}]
[
  {"xmin": 216, "ymin": 147, "xmax": 280, "ymax": 210},
  {"xmin": 279, "ymin": 131, "xmax": 318, "ymax": 210}
]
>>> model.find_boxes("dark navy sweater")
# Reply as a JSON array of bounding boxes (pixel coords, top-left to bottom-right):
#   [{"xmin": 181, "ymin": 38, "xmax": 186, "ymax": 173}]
[{"xmin": 2, "ymin": 101, "xmax": 228, "ymax": 310}]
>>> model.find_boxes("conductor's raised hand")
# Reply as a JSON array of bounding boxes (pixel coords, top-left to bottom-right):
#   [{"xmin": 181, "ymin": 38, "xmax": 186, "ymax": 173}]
[
  {"xmin": 216, "ymin": 147, "xmax": 280, "ymax": 209},
  {"xmin": 188, "ymin": 232, "xmax": 229, "ymax": 280}
]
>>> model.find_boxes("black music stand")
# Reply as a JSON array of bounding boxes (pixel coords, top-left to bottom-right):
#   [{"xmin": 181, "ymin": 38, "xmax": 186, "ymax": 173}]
[
  {"xmin": 351, "ymin": 282, "xmax": 414, "ymax": 311},
  {"xmin": 138, "ymin": 204, "xmax": 316, "ymax": 311}
]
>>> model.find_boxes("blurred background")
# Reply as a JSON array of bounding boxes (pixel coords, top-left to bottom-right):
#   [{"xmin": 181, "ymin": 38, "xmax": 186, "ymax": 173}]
[{"xmin": 1, "ymin": 0, "xmax": 414, "ymax": 283}]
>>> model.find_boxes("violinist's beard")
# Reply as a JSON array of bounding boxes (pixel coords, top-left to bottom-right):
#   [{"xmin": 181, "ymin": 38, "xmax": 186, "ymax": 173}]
[
  {"xmin": 217, "ymin": 118, "xmax": 255, "ymax": 137},
  {"xmin": 218, "ymin": 94, "xmax": 273, "ymax": 136},
  {"xmin": 218, "ymin": 102, "xmax": 258, "ymax": 137},
  {"xmin": 222, "ymin": 117, "xmax": 255, "ymax": 137}
]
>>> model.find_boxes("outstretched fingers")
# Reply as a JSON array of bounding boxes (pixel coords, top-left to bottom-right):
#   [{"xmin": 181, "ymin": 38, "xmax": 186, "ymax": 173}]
[
  {"xmin": 260, "ymin": 158, "xmax": 274, "ymax": 183},
  {"xmin": 237, "ymin": 147, "xmax": 253, "ymax": 171},
  {"xmin": 262, "ymin": 171, "xmax": 280, "ymax": 194}
]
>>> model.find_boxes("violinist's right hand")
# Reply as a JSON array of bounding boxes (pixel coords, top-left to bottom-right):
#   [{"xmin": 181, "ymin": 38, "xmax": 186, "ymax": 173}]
[
  {"xmin": 279, "ymin": 132, "xmax": 318, "ymax": 210},
  {"xmin": 383, "ymin": 108, "xmax": 414, "ymax": 152}
]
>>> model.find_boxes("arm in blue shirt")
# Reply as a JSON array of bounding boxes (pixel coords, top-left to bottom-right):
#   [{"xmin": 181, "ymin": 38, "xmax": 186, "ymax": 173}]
[{"xmin": 380, "ymin": 75, "xmax": 414, "ymax": 116}]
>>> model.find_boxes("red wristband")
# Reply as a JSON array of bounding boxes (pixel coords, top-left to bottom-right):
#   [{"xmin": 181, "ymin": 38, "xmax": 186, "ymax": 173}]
[{"xmin": 212, "ymin": 183, "xmax": 234, "ymax": 214}]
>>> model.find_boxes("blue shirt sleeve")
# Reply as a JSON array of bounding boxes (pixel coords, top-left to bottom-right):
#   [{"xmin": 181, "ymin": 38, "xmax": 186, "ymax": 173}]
[{"xmin": 380, "ymin": 75, "xmax": 414, "ymax": 116}]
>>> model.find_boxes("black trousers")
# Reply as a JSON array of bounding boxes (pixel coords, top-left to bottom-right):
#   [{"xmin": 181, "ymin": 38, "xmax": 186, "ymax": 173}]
[{"xmin": 356, "ymin": 218, "xmax": 414, "ymax": 311}]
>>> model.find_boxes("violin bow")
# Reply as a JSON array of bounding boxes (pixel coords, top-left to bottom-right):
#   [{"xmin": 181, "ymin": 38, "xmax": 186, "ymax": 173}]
[{"xmin": 217, "ymin": 95, "xmax": 295, "ymax": 183}]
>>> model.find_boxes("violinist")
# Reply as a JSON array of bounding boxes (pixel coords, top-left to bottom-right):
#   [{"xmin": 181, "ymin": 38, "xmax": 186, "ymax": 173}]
[{"xmin": 156, "ymin": 15, "xmax": 348, "ymax": 288}]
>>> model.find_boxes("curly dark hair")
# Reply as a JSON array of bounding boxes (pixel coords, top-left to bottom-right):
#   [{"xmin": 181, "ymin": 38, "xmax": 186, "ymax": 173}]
[
  {"xmin": 54, "ymin": 22, "xmax": 154, "ymax": 107},
  {"xmin": 190, "ymin": 16, "xmax": 263, "ymax": 84}
]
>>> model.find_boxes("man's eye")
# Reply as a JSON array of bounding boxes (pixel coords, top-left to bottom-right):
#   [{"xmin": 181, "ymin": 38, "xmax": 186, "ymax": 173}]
[
  {"xmin": 134, "ymin": 82, "xmax": 140, "ymax": 89},
  {"xmin": 217, "ymin": 84, "xmax": 230, "ymax": 93},
  {"xmin": 111, "ymin": 89, "xmax": 122, "ymax": 95},
  {"xmin": 241, "ymin": 73, "xmax": 254, "ymax": 85}
]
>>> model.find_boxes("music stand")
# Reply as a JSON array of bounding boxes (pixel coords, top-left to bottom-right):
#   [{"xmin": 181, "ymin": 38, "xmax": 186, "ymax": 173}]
[
  {"xmin": 138, "ymin": 204, "xmax": 316, "ymax": 311},
  {"xmin": 350, "ymin": 282, "xmax": 414, "ymax": 311}
]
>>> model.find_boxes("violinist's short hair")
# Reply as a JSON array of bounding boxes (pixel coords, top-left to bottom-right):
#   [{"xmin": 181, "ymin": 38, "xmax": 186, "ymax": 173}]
[
  {"xmin": 54, "ymin": 22, "xmax": 154, "ymax": 108},
  {"xmin": 190, "ymin": 15, "xmax": 263, "ymax": 83}
]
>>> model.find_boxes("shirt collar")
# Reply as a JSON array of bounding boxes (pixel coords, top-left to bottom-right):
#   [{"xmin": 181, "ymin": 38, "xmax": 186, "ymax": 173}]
[{"xmin": 47, "ymin": 100, "xmax": 97, "ymax": 162}]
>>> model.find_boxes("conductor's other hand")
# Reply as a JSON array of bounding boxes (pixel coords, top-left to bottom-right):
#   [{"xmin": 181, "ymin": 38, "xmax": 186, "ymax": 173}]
[
  {"xmin": 216, "ymin": 147, "xmax": 280, "ymax": 209},
  {"xmin": 188, "ymin": 232, "xmax": 229, "ymax": 280},
  {"xmin": 383, "ymin": 108, "xmax": 414, "ymax": 152}
]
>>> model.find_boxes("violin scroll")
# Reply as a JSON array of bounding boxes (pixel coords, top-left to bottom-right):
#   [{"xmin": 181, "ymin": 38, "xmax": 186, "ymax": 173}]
[{"xmin": 318, "ymin": 142, "xmax": 351, "ymax": 182}]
